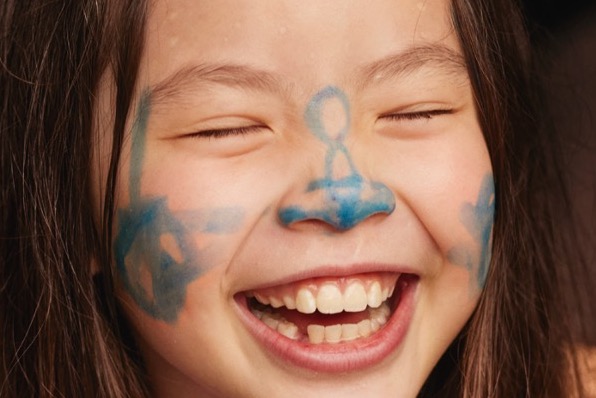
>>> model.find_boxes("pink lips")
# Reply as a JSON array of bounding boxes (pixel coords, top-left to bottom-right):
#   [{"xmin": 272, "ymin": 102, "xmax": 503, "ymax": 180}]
[{"xmin": 234, "ymin": 273, "xmax": 418, "ymax": 373}]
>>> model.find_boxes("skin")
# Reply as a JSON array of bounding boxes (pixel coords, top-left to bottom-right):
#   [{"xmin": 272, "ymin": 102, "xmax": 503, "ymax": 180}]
[{"xmin": 93, "ymin": 0, "xmax": 494, "ymax": 396}]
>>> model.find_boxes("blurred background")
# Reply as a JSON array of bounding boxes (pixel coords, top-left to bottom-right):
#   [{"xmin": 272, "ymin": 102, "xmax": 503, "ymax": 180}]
[{"xmin": 522, "ymin": 0, "xmax": 596, "ymax": 346}]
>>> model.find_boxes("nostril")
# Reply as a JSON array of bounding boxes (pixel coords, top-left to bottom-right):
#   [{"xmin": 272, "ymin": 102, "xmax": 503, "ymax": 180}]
[
  {"xmin": 277, "ymin": 85, "xmax": 396, "ymax": 232},
  {"xmin": 278, "ymin": 176, "xmax": 396, "ymax": 231}
]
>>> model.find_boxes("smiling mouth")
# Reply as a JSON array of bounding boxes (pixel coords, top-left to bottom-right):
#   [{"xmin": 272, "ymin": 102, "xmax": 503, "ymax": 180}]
[{"xmin": 244, "ymin": 272, "xmax": 411, "ymax": 345}]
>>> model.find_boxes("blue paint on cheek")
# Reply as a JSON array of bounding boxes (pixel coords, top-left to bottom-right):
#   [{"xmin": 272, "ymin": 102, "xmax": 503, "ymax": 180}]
[
  {"xmin": 448, "ymin": 174, "xmax": 495, "ymax": 288},
  {"xmin": 278, "ymin": 86, "xmax": 395, "ymax": 230},
  {"xmin": 112, "ymin": 91, "xmax": 245, "ymax": 323},
  {"xmin": 114, "ymin": 199, "xmax": 200, "ymax": 323},
  {"xmin": 201, "ymin": 207, "xmax": 245, "ymax": 234}
]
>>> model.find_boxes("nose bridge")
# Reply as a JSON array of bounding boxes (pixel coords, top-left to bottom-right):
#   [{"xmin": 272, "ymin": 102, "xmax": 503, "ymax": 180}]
[{"xmin": 277, "ymin": 86, "xmax": 396, "ymax": 231}]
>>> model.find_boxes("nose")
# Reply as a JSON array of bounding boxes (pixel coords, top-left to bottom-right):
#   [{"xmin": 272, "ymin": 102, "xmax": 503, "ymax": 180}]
[{"xmin": 277, "ymin": 86, "xmax": 396, "ymax": 231}]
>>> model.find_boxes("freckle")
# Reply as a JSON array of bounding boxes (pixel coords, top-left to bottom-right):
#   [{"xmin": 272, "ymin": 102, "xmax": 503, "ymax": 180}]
[{"xmin": 160, "ymin": 233, "xmax": 184, "ymax": 263}]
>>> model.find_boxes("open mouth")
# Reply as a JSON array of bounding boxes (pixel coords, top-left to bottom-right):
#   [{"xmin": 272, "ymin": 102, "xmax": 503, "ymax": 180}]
[{"xmin": 243, "ymin": 272, "xmax": 414, "ymax": 345}]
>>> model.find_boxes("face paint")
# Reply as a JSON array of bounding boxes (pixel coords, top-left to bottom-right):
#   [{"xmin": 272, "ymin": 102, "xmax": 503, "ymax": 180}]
[
  {"xmin": 113, "ymin": 91, "xmax": 244, "ymax": 323},
  {"xmin": 278, "ymin": 86, "xmax": 396, "ymax": 230},
  {"xmin": 448, "ymin": 173, "xmax": 495, "ymax": 288}
]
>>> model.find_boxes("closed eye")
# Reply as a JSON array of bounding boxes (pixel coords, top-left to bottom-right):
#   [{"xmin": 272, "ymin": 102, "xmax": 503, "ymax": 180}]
[
  {"xmin": 186, "ymin": 125, "xmax": 268, "ymax": 139},
  {"xmin": 380, "ymin": 109, "xmax": 454, "ymax": 121}
]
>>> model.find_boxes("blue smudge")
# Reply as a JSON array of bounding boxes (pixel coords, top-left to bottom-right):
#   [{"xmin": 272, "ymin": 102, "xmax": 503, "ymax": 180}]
[
  {"xmin": 278, "ymin": 86, "xmax": 395, "ymax": 230},
  {"xmin": 113, "ymin": 91, "xmax": 244, "ymax": 323},
  {"xmin": 179, "ymin": 207, "xmax": 245, "ymax": 234},
  {"xmin": 113, "ymin": 198, "xmax": 200, "ymax": 323},
  {"xmin": 128, "ymin": 92, "xmax": 151, "ymax": 202},
  {"xmin": 448, "ymin": 174, "xmax": 495, "ymax": 288}
]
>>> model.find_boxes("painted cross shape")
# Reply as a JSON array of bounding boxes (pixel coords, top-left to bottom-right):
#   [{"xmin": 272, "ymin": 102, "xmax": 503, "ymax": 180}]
[
  {"xmin": 278, "ymin": 86, "xmax": 396, "ymax": 230},
  {"xmin": 113, "ymin": 92, "xmax": 244, "ymax": 323}
]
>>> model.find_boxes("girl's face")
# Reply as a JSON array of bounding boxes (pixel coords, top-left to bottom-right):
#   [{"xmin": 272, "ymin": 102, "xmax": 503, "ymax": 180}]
[{"xmin": 95, "ymin": 0, "xmax": 494, "ymax": 396}]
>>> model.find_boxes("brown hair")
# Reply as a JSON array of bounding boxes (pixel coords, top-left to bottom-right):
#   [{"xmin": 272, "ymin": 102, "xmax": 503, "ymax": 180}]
[
  {"xmin": 421, "ymin": 0, "xmax": 590, "ymax": 396},
  {"xmin": 0, "ymin": 0, "xmax": 590, "ymax": 396},
  {"xmin": 1, "ymin": 0, "xmax": 148, "ymax": 396}
]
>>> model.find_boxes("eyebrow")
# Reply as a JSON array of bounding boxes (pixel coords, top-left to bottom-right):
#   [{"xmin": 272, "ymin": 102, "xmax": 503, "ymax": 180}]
[
  {"xmin": 148, "ymin": 43, "xmax": 467, "ymax": 106},
  {"xmin": 149, "ymin": 64, "xmax": 290, "ymax": 108},
  {"xmin": 355, "ymin": 44, "xmax": 468, "ymax": 89}
]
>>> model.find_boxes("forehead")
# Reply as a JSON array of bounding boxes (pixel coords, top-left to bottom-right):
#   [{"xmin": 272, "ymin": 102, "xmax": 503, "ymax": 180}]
[{"xmin": 140, "ymin": 0, "xmax": 460, "ymax": 91}]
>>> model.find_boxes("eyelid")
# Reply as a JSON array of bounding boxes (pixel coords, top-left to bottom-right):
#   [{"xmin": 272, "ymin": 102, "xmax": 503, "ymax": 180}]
[
  {"xmin": 185, "ymin": 124, "xmax": 268, "ymax": 139},
  {"xmin": 380, "ymin": 109, "xmax": 454, "ymax": 121}
]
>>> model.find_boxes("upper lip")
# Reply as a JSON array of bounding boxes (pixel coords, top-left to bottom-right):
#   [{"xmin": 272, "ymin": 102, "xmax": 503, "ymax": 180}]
[{"xmin": 236, "ymin": 262, "xmax": 419, "ymax": 293}]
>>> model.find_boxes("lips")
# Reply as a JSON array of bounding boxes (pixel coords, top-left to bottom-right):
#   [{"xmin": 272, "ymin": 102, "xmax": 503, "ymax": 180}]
[{"xmin": 234, "ymin": 270, "xmax": 419, "ymax": 373}]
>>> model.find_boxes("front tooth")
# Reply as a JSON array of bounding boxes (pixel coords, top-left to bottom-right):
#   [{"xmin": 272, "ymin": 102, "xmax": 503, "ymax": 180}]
[
  {"xmin": 254, "ymin": 292, "xmax": 270, "ymax": 305},
  {"xmin": 387, "ymin": 283, "xmax": 395, "ymax": 298},
  {"xmin": 252, "ymin": 309, "xmax": 264, "ymax": 320},
  {"xmin": 379, "ymin": 302, "xmax": 391, "ymax": 318},
  {"xmin": 367, "ymin": 281, "xmax": 383, "ymax": 308},
  {"xmin": 296, "ymin": 288, "xmax": 316, "ymax": 314},
  {"xmin": 343, "ymin": 282, "xmax": 368, "ymax": 312},
  {"xmin": 316, "ymin": 284, "xmax": 343, "ymax": 314},
  {"xmin": 277, "ymin": 322, "xmax": 300, "ymax": 340},
  {"xmin": 358, "ymin": 319, "xmax": 372, "ymax": 338},
  {"xmin": 262, "ymin": 315, "xmax": 279, "ymax": 330},
  {"xmin": 307, "ymin": 324, "xmax": 325, "ymax": 344},
  {"xmin": 324, "ymin": 325, "xmax": 342, "ymax": 343},
  {"xmin": 269, "ymin": 296, "xmax": 284, "ymax": 308},
  {"xmin": 282, "ymin": 294, "xmax": 296, "ymax": 310},
  {"xmin": 370, "ymin": 319, "xmax": 381, "ymax": 332},
  {"xmin": 341, "ymin": 324, "xmax": 359, "ymax": 341},
  {"xmin": 371, "ymin": 304, "xmax": 389, "ymax": 325},
  {"xmin": 381, "ymin": 287, "xmax": 390, "ymax": 302}
]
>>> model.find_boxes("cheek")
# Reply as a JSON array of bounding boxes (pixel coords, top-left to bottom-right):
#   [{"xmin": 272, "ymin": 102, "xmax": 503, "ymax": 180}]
[
  {"xmin": 375, "ymin": 124, "xmax": 494, "ymax": 287},
  {"xmin": 112, "ymin": 143, "xmax": 250, "ymax": 323}
]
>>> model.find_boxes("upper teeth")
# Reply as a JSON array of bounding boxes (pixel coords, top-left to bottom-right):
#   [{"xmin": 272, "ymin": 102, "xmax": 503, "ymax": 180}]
[{"xmin": 251, "ymin": 275, "xmax": 397, "ymax": 314}]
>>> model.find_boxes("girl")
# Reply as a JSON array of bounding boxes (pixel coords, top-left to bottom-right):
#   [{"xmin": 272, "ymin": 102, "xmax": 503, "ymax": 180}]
[{"xmin": 1, "ymin": 0, "xmax": 592, "ymax": 396}]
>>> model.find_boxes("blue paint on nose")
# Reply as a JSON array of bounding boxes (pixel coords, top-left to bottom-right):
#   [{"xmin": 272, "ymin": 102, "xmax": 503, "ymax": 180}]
[
  {"xmin": 278, "ymin": 175, "xmax": 395, "ymax": 230},
  {"xmin": 278, "ymin": 86, "xmax": 396, "ymax": 231}
]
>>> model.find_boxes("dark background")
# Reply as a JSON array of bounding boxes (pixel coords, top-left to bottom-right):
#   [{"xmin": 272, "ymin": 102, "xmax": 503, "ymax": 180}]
[
  {"xmin": 522, "ymin": 0, "xmax": 596, "ymax": 33},
  {"xmin": 523, "ymin": 0, "xmax": 596, "ymax": 344}
]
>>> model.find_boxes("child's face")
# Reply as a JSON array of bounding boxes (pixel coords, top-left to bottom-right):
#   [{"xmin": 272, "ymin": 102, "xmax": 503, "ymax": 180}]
[{"xmin": 95, "ymin": 0, "xmax": 494, "ymax": 396}]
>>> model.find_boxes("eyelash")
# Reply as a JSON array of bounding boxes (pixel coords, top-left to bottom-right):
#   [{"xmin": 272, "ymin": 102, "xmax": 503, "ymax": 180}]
[
  {"xmin": 188, "ymin": 109, "xmax": 452, "ymax": 139},
  {"xmin": 189, "ymin": 125, "xmax": 266, "ymax": 139},
  {"xmin": 381, "ymin": 109, "xmax": 454, "ymax": 121}
]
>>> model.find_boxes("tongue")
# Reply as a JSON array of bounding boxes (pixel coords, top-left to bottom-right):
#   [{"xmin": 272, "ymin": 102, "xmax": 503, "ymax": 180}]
[{"xmin": 276, "ymin": 308, "xmax": 371, "ymax": 332}]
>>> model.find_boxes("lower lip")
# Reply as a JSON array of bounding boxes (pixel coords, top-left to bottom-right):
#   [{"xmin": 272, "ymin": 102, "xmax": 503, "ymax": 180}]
[{"xmin": 234, "ymin": 275, "xmax": 418, "ymax": 373}]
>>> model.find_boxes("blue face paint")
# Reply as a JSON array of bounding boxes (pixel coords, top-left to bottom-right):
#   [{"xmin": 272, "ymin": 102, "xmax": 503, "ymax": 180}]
[
  {"xmin": 448, "ymin": 174, "xmax": 495, "ymax": 288},
  {"xmin": 113, "ymin": 198, "xmax": 201, "ymax": 323},
  {"xmin": 278, "ymin": 86, "xmax": 395, "ymax": 230},
  {"xmin": 113, "ymin": 91, "xmax": 244, "ymax": 323}
]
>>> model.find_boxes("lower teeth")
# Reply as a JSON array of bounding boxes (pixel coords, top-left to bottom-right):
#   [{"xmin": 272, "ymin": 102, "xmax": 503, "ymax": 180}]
[{"xmin": 251, "ymin": 302, "xmax": 391, "ymax": 344}]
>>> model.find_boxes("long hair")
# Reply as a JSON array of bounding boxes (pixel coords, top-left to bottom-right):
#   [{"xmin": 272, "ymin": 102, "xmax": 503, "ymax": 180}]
[
  {"xmin": 1, "ymin": 0, "xmax": 149, "ymax": 396},
  {"xmin": 0, "ymin": 0, "xmax": 588, "ymax": 397},
  {"xmin": 420, "ymin": 0, "xmax": 587, "ymax": 396}
]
